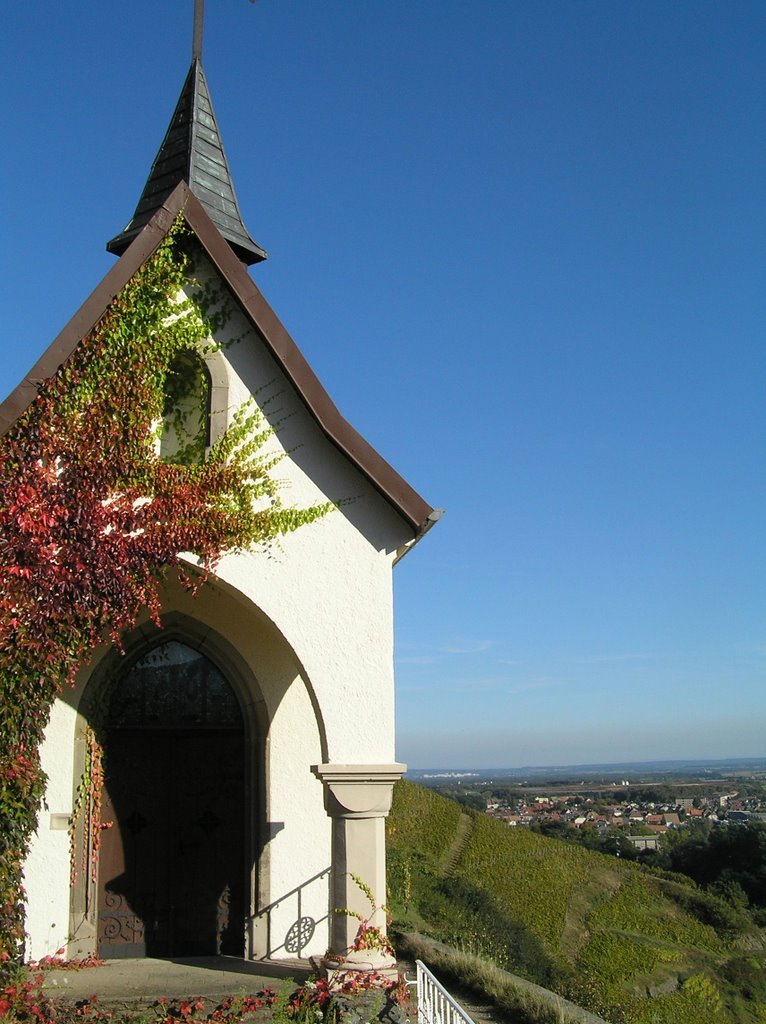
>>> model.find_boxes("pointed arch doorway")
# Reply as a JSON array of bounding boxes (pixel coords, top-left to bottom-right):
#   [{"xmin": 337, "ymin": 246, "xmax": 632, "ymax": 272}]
[{"xmin": 96, "ymin": 640, "xmax": 245, "ymax": 958}]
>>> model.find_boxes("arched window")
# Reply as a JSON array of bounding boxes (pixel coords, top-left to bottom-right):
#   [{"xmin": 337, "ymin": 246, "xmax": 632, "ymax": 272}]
[
  {"xmin": 160, "ymin": 350, "xmax": 212, "ymax": 464},
  {"xmin": 107, "ymin": 640, "xmax": 241, "ymax": 731}
]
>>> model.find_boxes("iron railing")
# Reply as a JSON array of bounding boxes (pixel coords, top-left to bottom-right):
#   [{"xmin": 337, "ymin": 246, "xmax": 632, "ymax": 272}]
[{"xmin": 415, "ymin": 960, "xmax": 476, "ymax": 1024}]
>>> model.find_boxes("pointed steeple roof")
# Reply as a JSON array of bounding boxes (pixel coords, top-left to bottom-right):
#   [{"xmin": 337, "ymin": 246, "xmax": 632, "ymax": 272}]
[{"xmin": 107, "ymin": 59, "xmax": 266, "ymax": 265}]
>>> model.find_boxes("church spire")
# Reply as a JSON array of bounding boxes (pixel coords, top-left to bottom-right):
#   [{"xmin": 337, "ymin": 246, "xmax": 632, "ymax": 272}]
[{"xmin": 107, "ymin": 1, "xmax": 266, "ymax": 265}]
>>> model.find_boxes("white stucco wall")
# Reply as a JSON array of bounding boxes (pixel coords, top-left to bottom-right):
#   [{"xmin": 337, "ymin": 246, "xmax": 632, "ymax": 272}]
[
  {"xmin": 262, "ymin": 675, "xmax": 330, "ymax": 959},
  {"xmin": 22, "ymin": 701, "xmax": 80, "ymax": 960},
  {"xmin": 200, "ymin": 261, "xmax": 410, "ymax": 764},
  {"xmin": 22, "ymin": 254, "xmax": 415, "ymax": 961}
]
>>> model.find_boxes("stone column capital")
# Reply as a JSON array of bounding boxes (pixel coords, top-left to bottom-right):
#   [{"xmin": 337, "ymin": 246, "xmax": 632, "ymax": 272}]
[{"xmin": 311, "ymin": 763, "xmax": 406, "ymax": 818}]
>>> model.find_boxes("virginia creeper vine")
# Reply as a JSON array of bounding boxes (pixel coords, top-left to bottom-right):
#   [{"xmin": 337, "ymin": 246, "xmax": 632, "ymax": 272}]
[{"xmin": 0, "ymin": 220, "xmax": 330, "ymax": 960}]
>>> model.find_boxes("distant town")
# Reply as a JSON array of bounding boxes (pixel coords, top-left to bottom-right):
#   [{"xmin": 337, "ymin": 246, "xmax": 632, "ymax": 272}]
[
  {"xmin": 481, "ymin": 786, "xmax": 766, "ymax": 851},
  {"xmin": 412, "ymin": 757, "xmax": 766, "ymax": 854}
]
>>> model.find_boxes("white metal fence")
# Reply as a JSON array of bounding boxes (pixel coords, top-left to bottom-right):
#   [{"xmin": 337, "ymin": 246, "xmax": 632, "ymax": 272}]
[{"xmin": 415, "ymin": 960, "xmax": 476, "ymax": 1024}]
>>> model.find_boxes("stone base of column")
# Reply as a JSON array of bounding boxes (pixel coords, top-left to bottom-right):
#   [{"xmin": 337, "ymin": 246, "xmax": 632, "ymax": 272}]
[{"xmin": 317, "ymin": 947, "xmax": 400, "ymax": 987}]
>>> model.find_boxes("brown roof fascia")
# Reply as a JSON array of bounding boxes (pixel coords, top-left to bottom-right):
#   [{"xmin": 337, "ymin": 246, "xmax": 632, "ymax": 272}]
[{"xmin": 0, "ymin": 183, "xmax": 435, "ymax": 534}]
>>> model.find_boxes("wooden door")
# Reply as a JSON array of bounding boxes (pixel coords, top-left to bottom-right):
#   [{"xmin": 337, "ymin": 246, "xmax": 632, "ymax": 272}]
[
  {"xmin": 97, "ymin": 729, "xmax": 244, "ymax": 957},
  {"xmin": 95, "ymin": 641, "xmax": 246, "ymax": 958}
]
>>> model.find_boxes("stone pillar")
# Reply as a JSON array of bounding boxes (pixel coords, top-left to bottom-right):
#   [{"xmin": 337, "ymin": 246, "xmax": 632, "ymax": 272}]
[{"xmin": 312, "ymin": 763, "xmax": 405, "ymax": 963}]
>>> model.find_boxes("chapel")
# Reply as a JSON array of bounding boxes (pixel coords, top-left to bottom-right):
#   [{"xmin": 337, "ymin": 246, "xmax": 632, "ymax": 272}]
[{"xmin": 3, "ymin": 9, "xmax": 438, "ymax": 966}]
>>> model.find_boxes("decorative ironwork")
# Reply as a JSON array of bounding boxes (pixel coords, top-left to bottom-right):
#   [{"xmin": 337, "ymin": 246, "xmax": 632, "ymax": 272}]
[
  {"xmin": 99, "ymin": 890, "xmax": 146, "ymax": 952},
  {"xmin": 108, "ymin": 641, "xmax": 241, "ymax": 730},
  {"xmin": 285, "ymin": 916, "xmax": 316, "ymax": 955},
  {"xmin": 215, "ymin": 884, "xmax": 231, "ymax": 956}
]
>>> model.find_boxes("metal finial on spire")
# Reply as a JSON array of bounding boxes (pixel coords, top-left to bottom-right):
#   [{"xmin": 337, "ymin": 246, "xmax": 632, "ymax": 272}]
[{"xmin": 192, "ymin": 0, "xmax": 205, "ymax": 61}]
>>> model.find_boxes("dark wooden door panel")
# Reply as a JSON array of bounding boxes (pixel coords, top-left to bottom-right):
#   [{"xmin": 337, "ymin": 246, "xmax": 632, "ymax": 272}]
[{"xmin": 97, "ymin": 729, "xmax": 244, "ymax": 958}]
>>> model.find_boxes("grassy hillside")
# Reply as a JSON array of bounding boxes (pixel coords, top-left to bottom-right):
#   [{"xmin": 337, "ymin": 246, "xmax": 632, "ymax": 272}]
[{"xmin": 387, "ymin": 781, "xmax": 766, "ymax": 1024}]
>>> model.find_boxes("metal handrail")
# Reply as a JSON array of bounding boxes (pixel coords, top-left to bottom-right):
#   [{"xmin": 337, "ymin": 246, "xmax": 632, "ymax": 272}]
[{"xmin": 415, "ymin": 960, "xmax": 476, "ymax": 1024}]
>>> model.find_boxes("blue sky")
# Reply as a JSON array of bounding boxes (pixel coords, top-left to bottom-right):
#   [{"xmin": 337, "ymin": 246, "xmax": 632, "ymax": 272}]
[{"xmin": 3, "ymin": 2, "xmax": 764, "ymax": 769}]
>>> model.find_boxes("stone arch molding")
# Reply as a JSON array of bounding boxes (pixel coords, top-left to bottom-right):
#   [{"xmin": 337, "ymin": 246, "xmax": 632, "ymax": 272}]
[
  {"xmin": 168, "ymin": 568, "xmax": 332, "ymax": 761},
  {"xmin": 55, "ymin": 582, "xmax": 331, "ymax": 961},
  {"xmin": 65, "ymin": 573, "xmax": 331, "ymax": 763}
]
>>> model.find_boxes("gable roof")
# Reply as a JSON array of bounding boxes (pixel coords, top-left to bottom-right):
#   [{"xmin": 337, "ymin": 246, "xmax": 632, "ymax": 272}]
[
  {"xmin": 0, "ymin": 183, "xmax": 436, "ymax": 537},
  {"xmin": 106, "ymin": 59, "xmax": 266, "ymax": 266}
]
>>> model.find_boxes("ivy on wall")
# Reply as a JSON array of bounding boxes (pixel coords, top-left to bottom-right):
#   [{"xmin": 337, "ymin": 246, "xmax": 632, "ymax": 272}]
[{"xmin": 0, "ymin": 221, "xmax": 330, "ymax": 960}]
